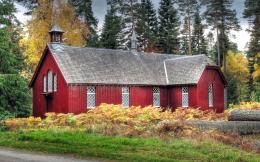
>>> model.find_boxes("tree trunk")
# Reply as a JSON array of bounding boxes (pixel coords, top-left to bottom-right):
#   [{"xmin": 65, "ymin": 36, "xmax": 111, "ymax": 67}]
[
  {"xmin": 187, "ymin": 120, "xmax": 260, "ymax": 135},
  {"xmin": 228, "ymin": 110, "xmax": 260, "ymax": 121},
  {"xmin": 188, "ymin": 14, "xmax": 192, "ymax": 55}
]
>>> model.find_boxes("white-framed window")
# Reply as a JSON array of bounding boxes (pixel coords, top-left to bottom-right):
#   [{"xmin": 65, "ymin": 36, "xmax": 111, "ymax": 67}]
[
  {"xmin": 153, "ymin": 87, "xmax": 160, "ymax": 107},
  {"xmin": 122, "ymin": 87, "xmax": 129, "ymax": 108},
  {"xmin": 208, "ymin": 84, "xmax": 213, "ymax": 107},
  {"xmin": 53, "ymin": 74, "xmax": 57, "ymax": 92},
  {"xmin": 43, "ymin": 75, "xmax": 47, "ymax": 93},
  {"xmin": 87, "ymin": 86, "xmax": 95, "ymax": 109},
  {"xmin": 47, "ymin": 70, "xmax": 53, "ymax": 92},
  {"xmin": 182, "ymin": 87, "xmax": 189, "ymax": 108}
]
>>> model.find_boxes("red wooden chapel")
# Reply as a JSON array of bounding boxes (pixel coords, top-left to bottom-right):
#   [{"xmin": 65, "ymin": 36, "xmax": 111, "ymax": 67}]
[{"xmin": 29, "ymin": 25, "xmax": 227, "ymax": 117}]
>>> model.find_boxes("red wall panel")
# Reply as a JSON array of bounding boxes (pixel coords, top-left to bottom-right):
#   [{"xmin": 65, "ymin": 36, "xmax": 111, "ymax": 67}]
[
  {"xmin": 160, "ymin": 87, "xmax": 168, "ymax": 107},
  {"xmin": 32, "ymin": 49, "xmax": 68, "ymax": 117},
  {"xmin": 96, "ymin": 86, "xmax": 122, "ymax": 106},
  {"xmin": 130, "ymin": 87, "xmax": 153, "ymax": 107},
  {"xmin": 68, "ymin": 85, "xmax": 86, "ymax": 114},
  {"xmin": 197, "ymin": 68, "xmax": 225, "ymax": 113}
]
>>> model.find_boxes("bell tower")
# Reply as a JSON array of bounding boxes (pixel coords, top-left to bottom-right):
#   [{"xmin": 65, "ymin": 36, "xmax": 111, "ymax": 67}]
[{"xmin": 49, "ymin": 24, "xmax": 64, "ymax": 43}]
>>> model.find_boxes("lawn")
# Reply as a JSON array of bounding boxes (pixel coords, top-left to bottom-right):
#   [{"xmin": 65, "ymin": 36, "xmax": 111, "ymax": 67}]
[{"xmin": 0, "ymin": 130, "xmax": 259, "ymax": 162}]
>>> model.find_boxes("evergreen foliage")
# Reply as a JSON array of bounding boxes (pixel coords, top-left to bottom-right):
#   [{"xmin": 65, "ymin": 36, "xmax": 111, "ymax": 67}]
[
  {"xmin": 136, "ymin": 0, "xmax": 158, "ymax": 51},
  {"xmin": 158, "ymin": 0, "xmax": 180, "ymax": 54},
  {"xmin": 100, "ymin": 2, "xmax": 122, "ymax": 49},
  {"xmin": 180, "ymin": 17, "xmax": 189, "ymax": 55},
  {"xmin": 202, "ymin": 0, "xmax": 240, "ymax": 68},
  {"xmin": 192, "ymin": 10, "xmax": 207, "ymax": 55},
  {"xmin": 244, "ymin": 0, "xmax": 260, "ymax": 100}
]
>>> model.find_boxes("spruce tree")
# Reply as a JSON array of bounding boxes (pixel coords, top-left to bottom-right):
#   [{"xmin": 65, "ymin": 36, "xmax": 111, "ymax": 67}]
[
  {"xmin": 180, "ymin": 17, "xmax": 189, "ymax": 55},
  {"xmin": 158, "ymin": 0, "xmax": 180, "ymax": 54},
  {"xmin": 176, "ymin": 0, "xmax": 199, "ymax": 55},
  {"xmin": 244, "ymin": 0, "xmax": 260, "ymax": 100},
  {"xmin": 136, "ymin": 0, "xmax": 158, "ymax": 51},
  {"xmin": 100, "ymin": 2, "xmax": 122, "ymax": 49},
  {"xmin": 192, "ymin": 10, "xmax": 207, "ymax": 55},
  {"xmin": 201, "ymin": 0, "xmax": 240, "ymax": 73}
]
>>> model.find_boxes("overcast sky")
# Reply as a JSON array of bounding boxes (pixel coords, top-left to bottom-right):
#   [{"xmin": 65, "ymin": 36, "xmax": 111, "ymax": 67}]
[{"xmin": 15, "ymin": 0, "xmax": 250, "ymax": 52}]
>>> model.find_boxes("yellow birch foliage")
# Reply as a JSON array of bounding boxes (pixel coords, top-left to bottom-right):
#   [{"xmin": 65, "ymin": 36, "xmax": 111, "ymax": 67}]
[
  {"xmin": 20, "ymin": 0, "xmax": 89, "ymax": 77},
  {"xmin": 226, "ymin": 51, "xmax": 249, "ymax": 82},
  {"xmin": 253, "ymin": 53, "xmax": 260, "ymax": 80}
]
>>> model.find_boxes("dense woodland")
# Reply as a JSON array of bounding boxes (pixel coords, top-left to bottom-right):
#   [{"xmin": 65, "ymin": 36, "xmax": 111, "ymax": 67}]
[{"xmin": 0, "ymin": 0, "xmax": 260, "ymax": 119}]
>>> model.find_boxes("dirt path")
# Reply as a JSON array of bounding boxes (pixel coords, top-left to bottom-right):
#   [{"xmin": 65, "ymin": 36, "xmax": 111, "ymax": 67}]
[{"xmin": 0, "ymin": 148, "xmax": 98, "ymax": 162}]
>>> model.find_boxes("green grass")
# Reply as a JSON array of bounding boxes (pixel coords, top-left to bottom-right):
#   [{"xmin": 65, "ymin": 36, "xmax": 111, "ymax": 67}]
[{"xmin": 0, "ymin": 130, "xmax": 259, "ymax": 162}]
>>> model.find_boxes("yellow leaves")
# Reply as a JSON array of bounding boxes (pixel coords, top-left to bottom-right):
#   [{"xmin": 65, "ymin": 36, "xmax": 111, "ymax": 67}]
[
  {"xmin": 20, "ymin": 0, "xmax": 89, "ymax": 76},
  {"xmin": 229, "ymin": 102, "xmax": 260, "ymax": 110},
  {"xmin": 253, "ymin": 53, "xmax": 260, "ymax": 80},
  {"xmin": 226, "ymin": 50, "xmax": 249, "ymax": 82}
]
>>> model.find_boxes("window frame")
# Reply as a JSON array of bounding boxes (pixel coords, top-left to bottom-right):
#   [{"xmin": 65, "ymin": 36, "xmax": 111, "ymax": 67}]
[
  {"xmin": 53, "ymin": 74, "xmax": 57, "ymax": 92},
  {"xmin": 208, "ymin": 84, "xmax": 213, "ymax": 107},
  {"xmin": 122, "ymin": 87, "xmax": 130, "ymax": 108},
  {"xmin": 153, "ymin": 87, "xmax": 160, "ymax": 107},
  {"xmin": 182, "ymin": 87, "xmax": 189, "ymax": 108},
  {"xmin": 87, "ymin": 86, "xmax": 96, "ymax": 109}
]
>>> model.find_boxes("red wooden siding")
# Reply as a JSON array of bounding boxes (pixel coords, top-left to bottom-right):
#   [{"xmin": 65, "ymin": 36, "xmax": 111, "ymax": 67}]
[
  {"xmin": 130, "ymin": 87, "xmax": 153, "ymax": 107},
  {"xmin": 96, "ymin": 86, "xmax": 122, "ymax": 106},
  {"xmin": 160, "ymin": 87, "xmax": 168, "ymax": 107},
  {"xmin": 68, "ymin": 85, "xmax": 86, "ymax": 114},
  {"xmin": 168, "ymin": 86, "xmax": 197, "ymax": 110},
  {"xmin": 32, "ymin": 50, "xmax": 68, "ymax": 117},
  {"xmin": 197, "ymin": 68, "xmax": 225, "ymax": 113}
]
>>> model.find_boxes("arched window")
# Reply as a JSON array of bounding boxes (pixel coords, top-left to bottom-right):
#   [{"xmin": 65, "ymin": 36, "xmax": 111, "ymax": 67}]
[
  {"xmin": 87, "ymin": 86, "xmax": 96, "ymax": 109},
  {"xmin": 53, "ymin": 74, "xmax": 57, "ymax": 92},
  {"xmin": 153, "ymin": 87, "xmax": 160, "ymax": 107},
  {"xmin": 182, "ymin": 87, "xmax": 189, "ymax": 108},
  {"xmin": 208, "ymin": 84, "xmax": 213, "ymax": 107},
  {"xmin": 43, "ymin": 75, "xmax": 46, "ymax": 93},
  {"xmin": 47, "ymin": 70, "xmax": 53, "ymax": 92},
  {"xmin": 122, "ymin": 87, "xmax": 129, "ymax": 108}
]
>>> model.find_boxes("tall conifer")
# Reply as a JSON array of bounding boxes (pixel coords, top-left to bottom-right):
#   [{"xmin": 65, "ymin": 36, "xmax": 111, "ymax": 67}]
[{"xmin": 158, "ymin": 0, "xmax": 180, "ymax": 54}]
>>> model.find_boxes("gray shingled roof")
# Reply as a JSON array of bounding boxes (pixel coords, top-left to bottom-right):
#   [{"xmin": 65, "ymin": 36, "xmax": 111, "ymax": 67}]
[{"xmin": 48, "ymin": 44, "xmax": 215, "ymax": 85}]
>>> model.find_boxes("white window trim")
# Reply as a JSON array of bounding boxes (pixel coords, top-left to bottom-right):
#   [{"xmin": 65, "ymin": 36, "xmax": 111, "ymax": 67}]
[
  {"xmin": 122, "ymin": 87, "xmax": 129, "ymax": 108},
  {"xmin": 87, "ymin": 86, "xmax": 96, "ymax": 109},
  {"xmin": 182, "ymin": 87, "xmax": 189, "ymax": 108},
  {"xmin": 153, "ymin": 87, "xmax": 160, "ymax": 107},
  {"xmin": 43, "ymin": 75, "xmax": 47, "ymax": 93},
  {"xmin": 53, "ymin": 74, "xmax": 57, "ymax": 92},
  {"xmin": 47, "ymin": 70, "xmax": 53, "ymax": 92},
  {"xmin": 208, "ymin": 84, "xmax": 213, "ymax": 107}
]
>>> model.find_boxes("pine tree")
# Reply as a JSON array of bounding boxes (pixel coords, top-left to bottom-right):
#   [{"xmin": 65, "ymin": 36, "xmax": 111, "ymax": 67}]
[
  {"xmin": 244, "ymin": 0, "xmax": 260, "ymax": 100},
  {"xmin": 136, "ymin": 0, "xmax": 158, "ymax": 51},
  {"xmin": 202, "ymin": 0, "xmax": 240, "ymax": 74},
  {"xmin": 180, "ymin": 17, "xmax": 189, "ymax": 55},
  {"xmin": 192, "ymin": 10, "xmax": 207, "ymax": 55},
  {"xmin": 176, "ymin": 0, "xmax": 199, "ymax": 55},
  {"xmin": 68, "ymin": 0, "xmax": 99, "ymax": 47},
  {"xmin": 100, "ymin": 2, "xmax": 122, "ymax": 49},
  {"xmin": 158, "ymin": 0, "xmax": 180, "ymax": 54}
]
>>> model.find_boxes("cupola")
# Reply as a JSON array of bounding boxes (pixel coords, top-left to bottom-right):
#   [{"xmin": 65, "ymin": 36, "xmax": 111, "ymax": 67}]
[{"xmin": 49, "ymin": 24, "xmax": 64, "ymax": 43}]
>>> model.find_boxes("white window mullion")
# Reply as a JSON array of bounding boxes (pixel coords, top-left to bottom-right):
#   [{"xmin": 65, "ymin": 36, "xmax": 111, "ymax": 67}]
[
  {"xmin": 87, "ymin": 86, "xmax": 96, "ymax": 109},
  {"xmin": 153, "ymin": 87, "xmax": 160, "ymax": 107},
  {"xmin": 182, "ymin": 87, "xmax": 189, "ymax": 108},
  {"xmin": 53, "ymin": 74, "xmax": 57, "ymax": 92},
  {"xmin": 122, "ymin": 87, "xmax": 129, "ymax": 108}
]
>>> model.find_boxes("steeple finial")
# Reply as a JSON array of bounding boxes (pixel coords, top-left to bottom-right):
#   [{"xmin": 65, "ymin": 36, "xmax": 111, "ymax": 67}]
[{"xmin": 131, "ymin": 30, "xmax": 137, "ymax": 50}]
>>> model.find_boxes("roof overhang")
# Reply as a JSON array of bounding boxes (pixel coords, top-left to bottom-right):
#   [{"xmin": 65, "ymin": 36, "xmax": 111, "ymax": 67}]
[{"xmin": 29, "ymin": 45, "xmax": 51, "ymax": 87}]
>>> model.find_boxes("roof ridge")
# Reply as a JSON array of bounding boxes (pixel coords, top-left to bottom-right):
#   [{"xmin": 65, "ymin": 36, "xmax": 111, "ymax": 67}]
[{"xmin": 164, "ymin": 54, "xmax": 205, "ymax": 62}]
